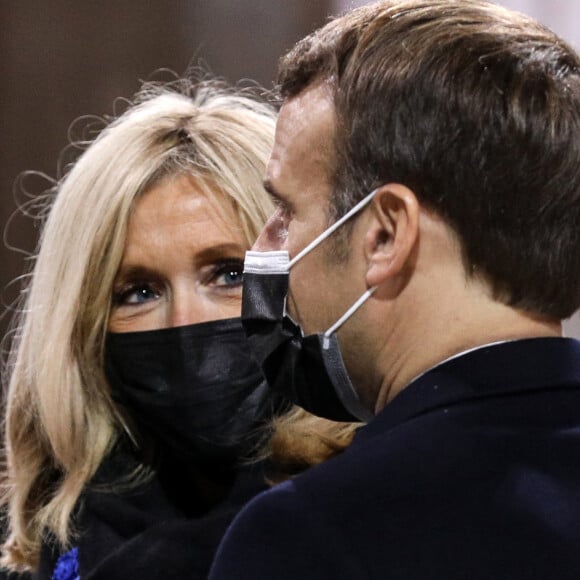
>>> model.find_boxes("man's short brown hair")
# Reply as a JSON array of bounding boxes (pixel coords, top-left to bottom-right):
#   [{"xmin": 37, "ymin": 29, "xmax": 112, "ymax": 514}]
[{"xmin": 278, "ymin": 0, "xmax": 580, "ymax": 319}]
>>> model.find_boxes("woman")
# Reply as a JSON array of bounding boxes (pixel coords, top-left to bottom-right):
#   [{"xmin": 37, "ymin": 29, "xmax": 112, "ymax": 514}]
[{"xmin": 0, "ymin": 76, "xmax": 356, "ymax": 579}]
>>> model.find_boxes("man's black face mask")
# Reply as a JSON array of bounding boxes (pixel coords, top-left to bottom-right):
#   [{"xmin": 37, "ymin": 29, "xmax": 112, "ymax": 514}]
[{"xmin": 240, "ymin": 190, "xmax": 378, "ymax": 423}]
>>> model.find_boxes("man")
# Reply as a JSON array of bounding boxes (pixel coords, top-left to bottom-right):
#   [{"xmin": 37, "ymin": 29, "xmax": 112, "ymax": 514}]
[{"xmin": 209, "ymin": 1, "xmax": 580, "ymax": 578}]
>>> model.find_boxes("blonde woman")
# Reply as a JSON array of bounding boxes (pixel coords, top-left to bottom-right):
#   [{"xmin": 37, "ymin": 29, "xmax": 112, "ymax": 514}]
[{"xmin": 0, "ymin": 77, "xmax": 357, "ymax": 580}]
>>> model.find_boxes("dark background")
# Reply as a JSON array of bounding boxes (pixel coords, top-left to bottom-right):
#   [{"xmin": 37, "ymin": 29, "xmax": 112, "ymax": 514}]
[{"xmin": 0, "ymin": 1, "xmax": 333, "ymax": 382}]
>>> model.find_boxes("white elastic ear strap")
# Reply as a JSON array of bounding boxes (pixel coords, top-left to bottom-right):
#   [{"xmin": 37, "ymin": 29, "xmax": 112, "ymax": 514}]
[
  {"xmin": 288, "ymin": 188, "xmax": 378, "ymax": 269},
  {"xmin": 323, "ymin": 287, "xmax": 377, "ymax": 349}
]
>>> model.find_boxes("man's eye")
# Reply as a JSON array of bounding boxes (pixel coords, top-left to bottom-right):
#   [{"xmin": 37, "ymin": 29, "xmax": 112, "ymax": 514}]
[
  {"xmin": 113, "ymin": 284, "xmax": 161, "ymax": 306},
  {"xmin": 212, "ymin": 261, "xmax": 244, "ymax": 287},
  {"xmin": 274, "ymin": 198, "xmax": 293, "ymax": 218}
]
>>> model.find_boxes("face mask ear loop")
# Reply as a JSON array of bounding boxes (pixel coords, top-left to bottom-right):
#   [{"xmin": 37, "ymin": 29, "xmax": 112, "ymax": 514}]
[
  {"xmin": 322, "ymin": 286, "xmax": 377, "ymax": 349},
  {"xmin": 288, "ymin": 188, "xmax": 378, "ymax": 269}
]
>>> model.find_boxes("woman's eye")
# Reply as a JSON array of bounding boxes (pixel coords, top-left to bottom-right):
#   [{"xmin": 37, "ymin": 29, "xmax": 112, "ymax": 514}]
[
  {"xmin": 113, "ymin": 284, "xmax": 161, "ymax": 306},
  {"xmin": 212, "ymin": 261, "xmax": 244, "ymax": 288}
]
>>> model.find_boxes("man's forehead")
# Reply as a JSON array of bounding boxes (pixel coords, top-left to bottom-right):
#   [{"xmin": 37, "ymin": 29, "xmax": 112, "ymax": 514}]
[
  {"xmin": 279, "ymin": 83, "xmax": 334, "ymax": 147},
  {"xmin": 267, "ymin": 82, "xmax": 336, "ymax": 185}
]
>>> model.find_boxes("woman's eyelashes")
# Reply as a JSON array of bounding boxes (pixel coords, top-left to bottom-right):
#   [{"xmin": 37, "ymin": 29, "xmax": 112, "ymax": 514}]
[
  {"xmin": 111, "ymin": 258, "xmax": 245, "ymax": 307},
  {"xmin": 206, "ymin": 259, "xmax": 244, "ymax": 289},
  {"xmin": 113, "ymin": 282, "xmax": 162, "ymax": 307}
]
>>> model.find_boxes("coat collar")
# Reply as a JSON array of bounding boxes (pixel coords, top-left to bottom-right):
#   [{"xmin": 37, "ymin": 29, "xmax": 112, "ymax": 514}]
[{"xmin": 355, "ymin": 337, "xmax": 580, "ymax": 444}]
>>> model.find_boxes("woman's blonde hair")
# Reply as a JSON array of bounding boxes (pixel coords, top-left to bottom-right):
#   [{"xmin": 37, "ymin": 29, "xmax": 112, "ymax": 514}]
[{"xmin": 0, "ymin": 76, "xmax": 277, "ymax": 570}]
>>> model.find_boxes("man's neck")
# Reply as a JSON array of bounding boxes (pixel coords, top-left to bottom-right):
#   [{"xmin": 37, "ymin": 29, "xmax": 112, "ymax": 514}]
[{"xmin": 373, "ymin": 293, "xmax": 561, "ymax": 414}]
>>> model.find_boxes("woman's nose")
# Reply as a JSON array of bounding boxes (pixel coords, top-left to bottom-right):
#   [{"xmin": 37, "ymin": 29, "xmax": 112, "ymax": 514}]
[{"xmin": 168, "ymin": 291, "xmax": 210, "ymax": 328}]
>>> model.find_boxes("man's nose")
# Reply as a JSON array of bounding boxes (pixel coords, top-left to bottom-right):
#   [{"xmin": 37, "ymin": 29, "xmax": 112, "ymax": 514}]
[{"xmin": 252, "ymin": 210, "xmax": 288, "ymax": 251}]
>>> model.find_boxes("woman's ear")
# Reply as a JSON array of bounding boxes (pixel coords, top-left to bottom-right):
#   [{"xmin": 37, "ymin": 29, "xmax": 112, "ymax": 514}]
[{"xmin": 364, "ymin": 184, "xmax": 420, "ymax": 288}]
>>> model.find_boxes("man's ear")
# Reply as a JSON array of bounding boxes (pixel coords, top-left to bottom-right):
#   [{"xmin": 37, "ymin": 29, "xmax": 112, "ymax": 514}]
[{"xmin": 364, "ymin": 184, "xmax": 420, "ymax": 288}]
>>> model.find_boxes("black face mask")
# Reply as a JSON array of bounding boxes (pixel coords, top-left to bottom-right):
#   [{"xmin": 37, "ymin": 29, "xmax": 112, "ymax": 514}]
[
  {"xmin": 241, "ymin": 191, "xmax": 378, "ymax": 423},
  {"xmin": 104, "ymin": 317, "xmax": 283, "ymax": 468}
]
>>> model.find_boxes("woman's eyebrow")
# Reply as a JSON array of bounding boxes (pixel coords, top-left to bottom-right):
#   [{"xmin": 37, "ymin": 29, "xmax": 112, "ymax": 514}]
[{"xmin": 113, "ymin": 264, "xmax": 157, "ymax": 282}]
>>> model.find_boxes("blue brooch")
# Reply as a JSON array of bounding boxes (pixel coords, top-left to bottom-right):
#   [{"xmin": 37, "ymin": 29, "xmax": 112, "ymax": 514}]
[{"xmin": 52, "ymin": 546, "xmax": 80, "ymax": 580}]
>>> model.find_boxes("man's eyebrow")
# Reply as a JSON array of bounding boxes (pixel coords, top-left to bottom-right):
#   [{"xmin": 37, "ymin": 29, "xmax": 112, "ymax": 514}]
[{"xmin": 263, "ymin": 179, "xmax": 286, "ymax": 203}]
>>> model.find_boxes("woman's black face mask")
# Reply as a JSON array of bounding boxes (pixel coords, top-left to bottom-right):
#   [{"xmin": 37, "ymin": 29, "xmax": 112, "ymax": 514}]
[{"xmin": 104, "ymin": 317, "xmax": 284, "ymax": 469}]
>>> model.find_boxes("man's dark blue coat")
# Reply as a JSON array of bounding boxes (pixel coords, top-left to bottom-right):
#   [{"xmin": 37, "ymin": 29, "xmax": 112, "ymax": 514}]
[{"xmin": 210, "ymin": 337, "xmax": 580, "ymax": 579}]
